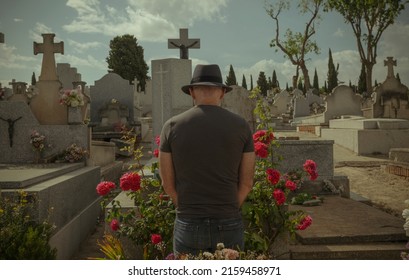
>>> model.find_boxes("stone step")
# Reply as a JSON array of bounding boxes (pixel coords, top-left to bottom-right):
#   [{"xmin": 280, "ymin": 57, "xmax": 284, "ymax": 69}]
[{"xmin": 288, "ymin": 242, "xmax": 407, "ymax": 260}]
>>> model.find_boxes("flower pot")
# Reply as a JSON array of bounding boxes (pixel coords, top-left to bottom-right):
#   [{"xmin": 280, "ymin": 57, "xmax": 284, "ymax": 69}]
[{"xmin": 67, "ymin": 106, "xmax": 82, "ymax": 124}]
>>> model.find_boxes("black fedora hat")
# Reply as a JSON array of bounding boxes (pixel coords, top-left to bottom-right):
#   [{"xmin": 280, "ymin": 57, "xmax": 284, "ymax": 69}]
[{"xmin": 181, "ymin": 64, "xmax": 232, "ymax": 95}]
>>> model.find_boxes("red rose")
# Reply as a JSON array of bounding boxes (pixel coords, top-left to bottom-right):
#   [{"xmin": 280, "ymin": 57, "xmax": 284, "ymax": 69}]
[
  {"xmin": 273, "ymin": 189, "xmax": 286, "ymax": 205},
  {"xmin": 303, "ymin": 159, "xmax": 317, "ymax": 172},
  {"xmin": 159, "ymin": 194, "xmax": 170, "ymax": 201},
  {"xmin": 120, "ymin": 172, "xmax": 141, "ymax": 191},
  {"xmin": 96, "ymin": 181, "xmax": 116, "ymax": 196},
  {"xmin": 297, "ymin": 215, "xmax": 312, "ymax": 230},
  {"xmin": 155, "ymin": 136, "xmax": 160, "ymax": 146},
  {"xmin": 254, "ymin": 142, "xmax": 268, "ymax": 158},
  {"xmin": 151, "ymin": 234, "xmax": 162, "ymax": 244},
  {"xmin": 153, "ymin": 149, "xmax": 159, "ymax": 158},
  {"xmin": 110, "ymin": 219, "xmax": 120, "ymax": 231},
  {"xmin": 253, "ymin": 130, "xmax": 274, "ymax": 144},
  {"xmin": 266, "ymin": 168, "xmax": 280, "ymax": 185},
  {"xmin": 309, "ymin": 170, "xmax": 318, "ymax": 181},
  {"xmin": 285, "ymin": 180, "xmax": 297, "ymax": 191}
]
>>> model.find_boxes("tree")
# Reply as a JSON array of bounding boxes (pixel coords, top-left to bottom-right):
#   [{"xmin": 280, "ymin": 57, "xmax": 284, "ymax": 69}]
[
  {"xmin": 266, "ymin": 0, "xmax": 323, "ymax": 91},
  {"xmin": 357, "ymin": 63, "xmax": 367, "ymax": 94},
  {"xmin": 272, "ymin": 70, "xmax": 279, "ymax": 89},
  {"xmin": 257, "ymin": 71, "xmax": 269, "ymax": 96},
  {"xmin": 242, "ymin": 74, "xmax": 248, "ymax": 89},
  {"xmin": 31, "ymin": 72, "xmax": 37, "ymax": 85},
  {"xmin": 326, "ymin": 0, "xmax": 407, "ymax": 94},
  {"xmin": 327, "ymin": 48, "xmax": 338, "ymax": 92},
  {"xmin": 225, "ymin": 64, "xmax": 237, "ymax": 86},
  {"xmin": 106, "ymin": 34, "xmax": 149, "ymax": 91},
  {"xmin": 297, "ymin": 77, "xmax": 304, "ymax": 91},
  {"xmin": 313, "ymin": 68, "xmax": 319, "ymax": 90},
  {"xmin": 250, "ymin": 75, "xmax": 254, "ymax": 90}
]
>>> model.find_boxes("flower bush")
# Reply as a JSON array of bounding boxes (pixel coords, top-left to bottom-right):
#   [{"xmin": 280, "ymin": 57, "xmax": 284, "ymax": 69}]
[
  {"xmin": 64, "ymin": 143, "xmax": 88, "ymax": 162},
  {"xmin": 59, "ymin": 86, "xmax": 84, "ymax": 107},
  {"xmin": 96, "ymin": 134, "xmax": 175, "ymax": 260},
  {"xmin": 30, "ymin": 130, "xmax": 47, "ymax": 152}
]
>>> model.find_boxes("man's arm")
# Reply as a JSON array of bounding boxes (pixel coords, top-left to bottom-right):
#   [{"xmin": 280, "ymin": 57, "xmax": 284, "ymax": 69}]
[
  {"xmin": 159, "ymin": 151, "xmax": 178, "ymax": 207},
  {"xmin": 237, "ymin": 151, "xmax": 256, "ymax": 206}
]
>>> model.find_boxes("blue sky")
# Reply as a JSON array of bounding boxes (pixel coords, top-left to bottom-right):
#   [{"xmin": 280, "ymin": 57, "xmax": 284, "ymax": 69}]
[{"xmin": 0, "ymin": 0, "xmax": 408, "ymax": 90}]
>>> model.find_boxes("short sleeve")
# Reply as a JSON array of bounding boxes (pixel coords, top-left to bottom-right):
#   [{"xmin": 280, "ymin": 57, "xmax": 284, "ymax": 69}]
[
  {"xmin": 242, "ymin": 123, "xmax": 254, "ymax": 153},
  {"xmin": 159, "ymin": 120, "xmax": 172, "ymax": 153}
]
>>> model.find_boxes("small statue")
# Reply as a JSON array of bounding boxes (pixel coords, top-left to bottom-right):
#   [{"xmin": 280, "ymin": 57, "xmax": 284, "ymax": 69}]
[{"xmin": 0, "ymin": 116, "xmax": 22, "ymax": 147}]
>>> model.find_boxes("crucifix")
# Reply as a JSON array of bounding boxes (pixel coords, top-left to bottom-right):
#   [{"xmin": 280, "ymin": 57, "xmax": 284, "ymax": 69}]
[
  {"xmin": 384, "ymin": 57, "xmax": 397, "ymax": 79},
  {"xmin": 33, "ymin": 33, "xmax": 64, "ymax": 81},
  {"xmin": 168, "ymin": 28, "xmax": 200, "ymax": 59},
  {"xmin": 0, "ymin": 116, "xmax": 22, "ymax": 147}
]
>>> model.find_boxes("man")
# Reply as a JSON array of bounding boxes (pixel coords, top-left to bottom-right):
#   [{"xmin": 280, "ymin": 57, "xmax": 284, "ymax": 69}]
[{"xmin": 159, "ymin": 64, "xmax": 255, "ymax": 256}]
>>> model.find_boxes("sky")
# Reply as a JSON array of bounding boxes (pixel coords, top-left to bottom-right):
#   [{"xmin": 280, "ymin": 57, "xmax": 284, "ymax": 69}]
[{"xmin": 0, "ymin": 0, "xmax": 409, "ymax": 91}]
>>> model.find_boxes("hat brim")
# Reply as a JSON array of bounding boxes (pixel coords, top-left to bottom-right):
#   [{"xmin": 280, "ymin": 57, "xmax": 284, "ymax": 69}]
[{"xmin": 181, "ymin": 82, "xmax": 233, "ymax": 95}]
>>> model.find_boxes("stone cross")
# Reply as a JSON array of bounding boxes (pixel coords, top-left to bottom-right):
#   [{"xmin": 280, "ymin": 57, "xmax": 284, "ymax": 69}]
[
  {"xmin": 0, "ymin": 32, "xmax": 4, "ymax": 43},
  {"xmin": 168, "ymin": 28, "xmax": 200, "ymax": 59},
  {"xmin": 155, "ymin": 63, "xmax": 168, "ymax": 125},
  {"xmin": 33, "ymin": 33, "xmax": 64, "ymax": 81},
  {"xmin": 384, "ymin": 57, "xmax": 397, "ymax": 79}
]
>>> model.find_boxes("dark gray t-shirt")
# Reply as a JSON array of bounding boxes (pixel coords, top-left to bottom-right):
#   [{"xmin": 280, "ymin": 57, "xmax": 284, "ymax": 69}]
[{"xmin": 160, "ymin": 105, "xmax": 254, "ymax": 218}]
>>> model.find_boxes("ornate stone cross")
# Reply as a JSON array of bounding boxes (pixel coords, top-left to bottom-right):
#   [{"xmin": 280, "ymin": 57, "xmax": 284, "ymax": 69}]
[
  {"xmin": 384, "ymin": 56, "xmax": 397, "ymax": 79},
  {"xmin": 33, "ymin": 33, "xmax": 64, "ymax": 81},
  {"xmin": 168, "ymin": 28, "xmax": 200, "ymax": 59}
]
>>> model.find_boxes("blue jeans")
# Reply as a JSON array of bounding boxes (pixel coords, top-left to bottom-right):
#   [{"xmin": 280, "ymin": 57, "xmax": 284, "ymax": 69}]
[{"xmin": 173, "ymin": 216, "xmax": 244, "ymax": 256}]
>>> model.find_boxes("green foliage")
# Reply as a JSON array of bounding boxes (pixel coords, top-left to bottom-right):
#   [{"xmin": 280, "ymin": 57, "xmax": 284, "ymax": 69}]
[
  {"xmin": 241, "ymin": 74, "xmax": 247, "ymax": 89},
  {"xmin": 0, "ymin": 191, "xmax": 57, "ymax": 259},
  {"xmin": 106, "ymin": 34, "xmax": 149, "ymax": 91},
  {"xmin": 271, "ymin": 70, "xmax": 279, "ymax": 89},
  {"xmin": 256, "ymin": 71, "xmax": 269, "ymax": 96},
  {"xmin": 31, "ymin": 72, "xmax": 36, "ymax": 86},
  {"xmin": 358, "ymin": 63, "xmax": 367, "ymax": 94},
  {"xmin": 313, "ymin": 68, "xmax": 319, "ymax": 90},
  {"xmin": 225, "ymin": 64, "xmax": 237, "ymax": 86},
  {"xmin": 327, "ymin": 48, "xmax": 338, "ymax": 92}
]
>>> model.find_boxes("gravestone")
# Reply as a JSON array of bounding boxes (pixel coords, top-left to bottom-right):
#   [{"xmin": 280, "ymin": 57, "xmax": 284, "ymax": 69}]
[
  {"xmin": 222, "ymin": 85, "xmax": 256, "ymax": 130},
  {"xmin": 324, "ymin": 85, "xmax": 363, "ymax": 119},
  {"xmin": 366, "ymin": 57, "xmax": 409, "ymax": 119},
  {"xmin": 271, "ymin": 90, "xmax": 292, "ymax": 117},
  {"xmin": 151, "ymin": 58, "xmax": 192, "ymax": 138},
  {"xmin": 29, "ymin": 33, "xmax": 67, "ymax": 125},
  {"xmin": 57, "ymin": 63, "xmax": 81, "ymax": 90},
  {"xmin": 90, "ymin": 73, "xmax": 134, "ymax": 128}
]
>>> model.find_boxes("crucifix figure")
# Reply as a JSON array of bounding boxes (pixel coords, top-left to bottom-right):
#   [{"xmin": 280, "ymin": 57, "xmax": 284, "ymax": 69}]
[
  {"xmin": 33, "ymin": 33, "xmax": 64, "ymax": 81},
  {"xmin": 384, "ymin": 57, "xmax": 397, "ymax": 79},
  {"xmin": 168, "ymin": 28, "xmax": 200, "ymax": 59},
  {"xmin": 0, "ymin": 116, "xmax": 22, "ymax": 147}
]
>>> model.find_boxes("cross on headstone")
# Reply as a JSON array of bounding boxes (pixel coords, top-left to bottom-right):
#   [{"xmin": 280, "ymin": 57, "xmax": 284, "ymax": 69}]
[
  {"xmin": 168, "ymin": 28, "xmax": 200, "ymax": 59},
  {"xmin": 155, "ymin": 64, "xmax": 168, "ymax": 125},
  {"xmin": 0, "ymin": 32, "xmax": 4, "ymax": 43},
  {"xmin": 33, "ymin": 33, "xmax": 64, "ymax": 81},
  {"xmin": 384, "ymin": 56, "xmax": 397, "ymax": 79}
]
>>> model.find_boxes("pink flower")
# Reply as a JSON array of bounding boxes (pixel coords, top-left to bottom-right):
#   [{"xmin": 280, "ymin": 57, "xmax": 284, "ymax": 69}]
[
  {"xmin": 153, "ymin": 149, "xmax": 159, "ymax": 158},
  {"xmin": 120, "ymin": 172, "xmax": 141, "ymax": 191},
  {"xmin": 253, "ymin": 130, "xmax": 274, "ymax": 145},
  {"xmin": 303, "ymin": 159, "xmax": 318, "ymax": 181},
  {"xmin": 273, "ymin": 189, "xmax": 286, "ymax": 205},
  {"xmin": 110, "ymin": 219, "xmax": 120, "ymax": 231},
  {"xmin": 297, "ymin": 215, "xmax": 312, "ymax": 230},
  {"xmin": 96, "ymin": 181, "xmax": 116, "ymax": 196},
  {"xmin": 254, "ymin": 142, "xmax": 268, "ymax": 158},
  {"xmin": 285, "ymin": 180, "xmax": 297, "ymax": 191},
  {"xmin": 155, "ymin": 135, "xmax": 160, "ymax": 146},
  {"xmin": 309, "ymin": 170, "xmax": 318, "ymax": 181},
  {"xmin": 151, "ymin": 234, "xmax": 162, "ymax": 244},
  {"xmin": 266, "ymin": 168, "xmax": 281, "ymax": 185}
]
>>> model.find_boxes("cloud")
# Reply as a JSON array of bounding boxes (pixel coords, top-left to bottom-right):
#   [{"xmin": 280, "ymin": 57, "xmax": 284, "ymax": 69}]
[
  {"xmin": 13, "ymin": 18, "xmax": 23, "ymax": 22},
  {"xmin": 63, "ymin": 0, "xmax": 230, "ymax": 42},
  {"xmin": 0, "ymin": 44, "xmax": 38, "ymax": 70},
  {"xmin": 29, "ymin": 22, "xmax": 54, "ymax": 41},
  {"xmin": 67, "ymin": 39, "xmax": 104, "ymax": 53},
  {"xmin": 333, "ymin": 28, "xmax": 344, "ymax": 37}
]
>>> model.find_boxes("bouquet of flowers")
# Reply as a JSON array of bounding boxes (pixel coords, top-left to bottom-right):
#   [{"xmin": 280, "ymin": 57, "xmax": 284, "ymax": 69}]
[
  {"xmin": 59, "ymin": 86, "xmax": 84, "ymax": 107},
  {"xmin": 64, "ymin": 143, "xmax": 88, "ymax": 162},
  {"xmin": 30, "ymin": 130, "xmax": 46, "ymax": 152}
]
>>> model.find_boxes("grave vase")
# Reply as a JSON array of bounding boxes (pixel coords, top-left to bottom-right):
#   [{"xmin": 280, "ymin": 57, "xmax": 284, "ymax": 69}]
[{"xmin": 68, "ymin": 106, "xmax": 82, "ymax": 124}]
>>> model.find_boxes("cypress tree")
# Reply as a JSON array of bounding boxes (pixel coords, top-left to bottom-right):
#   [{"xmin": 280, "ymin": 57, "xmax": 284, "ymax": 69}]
[
  {"xmin": 397, "ymin": 73, "xmax": 401, "ymax": 83},
  {"xmin": 297, "ymin": 78, "xmax": 304, "ymax": 91},
  {"xmin": 313, "ymin": 68, "xmax": 319, "ymax": 90},
  {"xmin": 257, "ymin": 71, "xmax": 268, "ymax": 96},
  {"xmin": 250, "ymin": 75, "xmax": 254, "ymax": 90},
  {"xmin": 241, "ymin": 74, "xmax": 247, "ymax": 89},
  {"xmin": 357, "ymin": 63, "xmax": 367, "ymax": 94},
  {"xmin": 327, "ymin": 48, "xmax": 338, "ymax": 92},
  {"xmin": 225, "ymin": 64, "xmax": 237, "ymax": 86},
  {"xmin": 272, "ymin": 70, "xmax": 279, "ymax": 89},
  {"xmin": 31, "ymin": 72, "xmax": 37, "ymax": 85}
]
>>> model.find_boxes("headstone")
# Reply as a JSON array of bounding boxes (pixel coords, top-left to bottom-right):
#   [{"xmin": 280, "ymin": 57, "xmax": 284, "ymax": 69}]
[
  {"xmin": 325, "ymin": 85, "xmax": 363, "ymax": 119},
  {"xmin": 368, "ymin": 57, "xmax": 409, "ymax": 119},
  {"xmin": 222, "ymin": 85, "xmax": 256, "ymax": 130},
  {"xmin": 271, "ymin": 90, "xmax": 292, "ymax": 117},
  {"xmin": 168, "ymin": 28, "xmax": 200, "ymax": 59},
  {"xmin": 90, "ymin": 73, "xmax": 134, "ymax": 127},
  {"xmin": 57, "ymin": 63, "xmax": 81, "ymax": 89},
  {"xmin": 29, "ymin": 33, "xmax": 67, "ymax": 124},
  {"xmin": 151, "ymin": 58, "xmax": 192, "ymax": 138}
]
